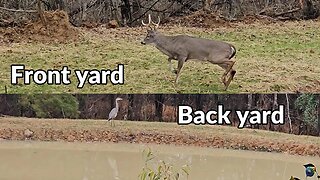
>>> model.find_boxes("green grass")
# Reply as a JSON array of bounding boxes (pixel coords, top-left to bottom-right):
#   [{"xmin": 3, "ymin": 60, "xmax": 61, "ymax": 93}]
[{"xmin": 0, "ymin": 20, "xmax": 319, "ymax": 93}]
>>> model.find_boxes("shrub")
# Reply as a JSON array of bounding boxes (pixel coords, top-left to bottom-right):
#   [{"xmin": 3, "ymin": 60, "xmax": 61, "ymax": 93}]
[
  {"xmin": 295, "ymin": 94, "xmax": 319, "ymax": 130},
  {"xmin": 138, "ymin": 148, "xmax": 190, "ymax": 180},
  {"xmin": 19, "ymin": 94, "xmax": 79, "ymax": 118}
]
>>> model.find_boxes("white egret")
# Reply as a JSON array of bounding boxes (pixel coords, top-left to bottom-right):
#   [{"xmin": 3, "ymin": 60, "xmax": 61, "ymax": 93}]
[{"xmin": 108, "ymin": 97, "xmax": 123, "ymax": 127}]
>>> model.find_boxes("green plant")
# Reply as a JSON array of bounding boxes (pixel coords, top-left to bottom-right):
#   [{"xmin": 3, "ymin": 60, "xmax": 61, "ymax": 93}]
[
  {"xmin": 138, "ymin": 148, "xmax": 190, "ymax": 180},
  {"xmin": 295, "ymin": 94, "xmax": 319, "ymax": 129},
  {"xmin": 19, "ymin": 94, "xmax": 80, "ymax": 118}
]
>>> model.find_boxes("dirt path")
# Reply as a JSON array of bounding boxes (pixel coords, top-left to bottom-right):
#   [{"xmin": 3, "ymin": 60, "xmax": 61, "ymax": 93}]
[{"xmin": 0, "ymin": 117, "xmax": 319, "ymax": 157}]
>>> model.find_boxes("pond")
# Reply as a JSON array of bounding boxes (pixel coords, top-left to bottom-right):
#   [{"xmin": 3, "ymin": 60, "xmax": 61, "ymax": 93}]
[{"xmin": 0, "ymin": 141, "xmax": 318, "ymax": 180}]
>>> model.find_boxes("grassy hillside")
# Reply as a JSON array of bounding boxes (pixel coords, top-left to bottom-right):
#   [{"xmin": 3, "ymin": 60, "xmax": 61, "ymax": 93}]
[{"xmin": 0, "ymin": 20, "xmax": 319, "ymax": 93}]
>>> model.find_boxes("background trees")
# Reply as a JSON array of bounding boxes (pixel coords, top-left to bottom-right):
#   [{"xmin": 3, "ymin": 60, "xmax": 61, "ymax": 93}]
[
  {"xmin": 0, "ymin": 0, "xmax": 319, "ymax": 27},
  {"xmin": 0, "ymin": 93, "xmax": 319, "ymax": 136}
]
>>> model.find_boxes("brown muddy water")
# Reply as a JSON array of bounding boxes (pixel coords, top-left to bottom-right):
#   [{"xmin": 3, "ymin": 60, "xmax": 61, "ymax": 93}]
[{"xmin": 0, "ymin": 141, "xmax": 319, "ymax": 180}]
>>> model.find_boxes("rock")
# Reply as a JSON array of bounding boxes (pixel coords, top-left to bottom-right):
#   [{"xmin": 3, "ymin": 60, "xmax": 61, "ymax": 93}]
[
  {"xmin": 82, "ymin": 21, "xmax": 98, "ymax": 28},
  {"xmin": 108, "ymin": 20, "xmax": 119, "ymax": 28},
  {"xmin": 67, "ymin": 135, "xmax": 75, "ymax": 142},
  {"xmin": 24, "ymin": 129, "xmax": 34, "ymax": 138}
]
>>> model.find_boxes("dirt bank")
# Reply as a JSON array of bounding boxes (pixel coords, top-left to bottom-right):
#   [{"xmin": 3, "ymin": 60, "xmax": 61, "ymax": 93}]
[
  {"xmin": 0, "ymin": 117, "xmax": 319, "ymax": 157},
  {"xmin": 0, "ymin": 10, "xmax": 79, "ymax": 44},
  {"xmin": 166, "ymin": 10, "xmax": 279, "ymax": 28}
]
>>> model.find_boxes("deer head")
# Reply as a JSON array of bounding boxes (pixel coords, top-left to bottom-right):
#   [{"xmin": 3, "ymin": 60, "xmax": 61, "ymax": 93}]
[{"xmin": 141, "ymin": 14, "xmax": 160, "ymax": 45}]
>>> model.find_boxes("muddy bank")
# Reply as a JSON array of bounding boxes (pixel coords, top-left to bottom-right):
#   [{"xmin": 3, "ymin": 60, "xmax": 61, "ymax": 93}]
[{"xmin": 0, "ymin": 117, "xmax": 319, "ymax": 157}]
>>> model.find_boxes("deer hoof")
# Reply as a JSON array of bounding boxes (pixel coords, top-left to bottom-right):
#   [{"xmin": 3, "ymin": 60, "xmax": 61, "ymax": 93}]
[{"xmin": 224, "ymin": 83, "xmax": 230, "ymax": 91}]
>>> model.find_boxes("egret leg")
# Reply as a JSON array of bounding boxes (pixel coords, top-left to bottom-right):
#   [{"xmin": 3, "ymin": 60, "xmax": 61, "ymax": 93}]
[{"xmin": 110, "ymin": 120, "xmax": 115, "ymax": 127}]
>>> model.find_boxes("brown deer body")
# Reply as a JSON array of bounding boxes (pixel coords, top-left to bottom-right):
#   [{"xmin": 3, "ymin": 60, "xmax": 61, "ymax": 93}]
[{"xmin": 141, "ymin": 15, "xmax": 237, "ymax": 90}]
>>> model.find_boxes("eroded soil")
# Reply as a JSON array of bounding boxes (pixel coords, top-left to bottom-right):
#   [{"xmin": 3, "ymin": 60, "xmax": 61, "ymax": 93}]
[
  {"xmin": 0, "ymin": 117, "xmax": 319, "ymax": 157},
  {"xmin": 0, "ymin": 10, "xmax": 79, "ymax": 44}
]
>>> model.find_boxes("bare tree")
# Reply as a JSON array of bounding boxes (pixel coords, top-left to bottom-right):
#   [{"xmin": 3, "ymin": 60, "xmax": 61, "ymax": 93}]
[
  {"xmin": 285, "ymin": 93, "xmax": 293, "ymax": 133},
  {"xmin": 155, "ymin": 94, "xmax": 164, "ymax": 121}
]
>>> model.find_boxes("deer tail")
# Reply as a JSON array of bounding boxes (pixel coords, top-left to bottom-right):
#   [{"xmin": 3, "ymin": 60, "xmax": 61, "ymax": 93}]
[{"xmin": 229, "ymin": 45, "xmax": 236, "ymax": 59}]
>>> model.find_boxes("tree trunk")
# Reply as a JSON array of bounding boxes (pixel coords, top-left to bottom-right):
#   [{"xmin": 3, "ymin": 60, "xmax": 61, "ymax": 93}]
[
  {"xmin": 247, "ymin": 94, "xmax": 253, "ymax": 109},
  {"xmin": 285, "ymin": 93, "xmax": 293, "ymax": 133},
  {"xmin": 317, "ymin": 94, "xmax": 320, "ymax": 136},
  {"xmin": 37, "ymin": 0, "xmax": 46, "ymax": 26},
  {"xmin": 302, "ymin": 0, "xmax": 319, "ymax": 19},
  {"xmin": 127, "ymin": 94, "xmax": 134, "ymax": 120},
  {"xmin": 196, "ymin": 94, "xmax": 202, "ymax": 110},
  {"xmin": 154, "ymin": 94, "xmax": 163, "ymax": 121}
]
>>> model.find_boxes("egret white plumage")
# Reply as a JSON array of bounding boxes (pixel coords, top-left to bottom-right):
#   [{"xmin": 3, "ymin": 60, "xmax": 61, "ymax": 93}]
[{"xmin": 108, "ymin": 97, "xmax": 123, "ymax": 127}]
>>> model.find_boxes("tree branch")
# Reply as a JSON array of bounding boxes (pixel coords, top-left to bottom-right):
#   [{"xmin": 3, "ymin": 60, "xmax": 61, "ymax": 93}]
[
  {"xmin": 0, "ymin": 6, "xmax": 37, "ymax": 13},
  {"xmin": 129, "ymin": 0, "xmax": 161, "ymax": 25},
  {"xmin": 275, "ymin": 7, "xmax": 301, "ymax": 17}
]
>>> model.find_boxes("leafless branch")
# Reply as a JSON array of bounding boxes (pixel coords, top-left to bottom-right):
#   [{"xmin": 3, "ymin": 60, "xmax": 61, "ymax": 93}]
[
  {"xmin": 0, "ymin": 6, "xmax": 37, "ymax": 13},
  {"xmin": 129, "ymin": 0, "xmax": 161, "ymax": 25},
  {"xmin": 275, "ymin": 7, "xmax": 301, "ymax": 17}
]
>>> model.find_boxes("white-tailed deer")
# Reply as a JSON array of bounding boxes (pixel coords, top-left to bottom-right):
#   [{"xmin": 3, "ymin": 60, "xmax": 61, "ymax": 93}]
[{"xmin": 141, "ymin": 14, "xmax": 237, "ymax": 90}]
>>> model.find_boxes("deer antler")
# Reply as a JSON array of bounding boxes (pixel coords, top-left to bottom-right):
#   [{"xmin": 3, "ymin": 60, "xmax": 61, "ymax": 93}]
[
  {"xmin": 141, "ymin": 14, "xmax": 152, "ymax": 26},
  {"xmin": 151, "ymin": 16, "xmax": 160, "ymax": 29},
  {"xmin": 141, "ymin": 14, "xmax": 160, "ymax": 29}
]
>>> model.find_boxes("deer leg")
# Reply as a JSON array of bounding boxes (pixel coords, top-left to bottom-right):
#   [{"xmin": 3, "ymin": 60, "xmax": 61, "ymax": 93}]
[
  {"xmin": 229, "ymin": 69, "xmax": 237, "ymax": 80},
  {"xmin": 224, "ymin": 70, "xmax": 236, "ymax": 91},
  {"xmin": 167, "ymin": 57, "xmax": 176, "ymax": 74},
  {"xmin": 222, "ymin": 60, "xmax": 235, "ymax": 76},
  {"xmin": 223, "ymin": 60, "xmax": 236, "ymax": 90},
  {"xmin": 175, "ymin": 58, "xmax": 186, "ymax": 84},
  {"xmin": 218, "ymin": 60, "xmax": 236, "ymax": 90},
  {"xmin": 218, "ymin": 64, "xmax": 229, "ymax": 86},
  {"xmin": 209, "ymin": 54, "xmax": 235, "ymax": 82}
]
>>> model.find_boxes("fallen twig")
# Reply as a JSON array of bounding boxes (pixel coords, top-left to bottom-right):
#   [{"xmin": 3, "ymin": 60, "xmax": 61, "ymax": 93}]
[
  {"xmin": 0, "ymin": 6, "xmax": 37, "ymax": 13},
  {"xmin": 275, "ymin": 8, "xmax": 301, "ymax": 17}
]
